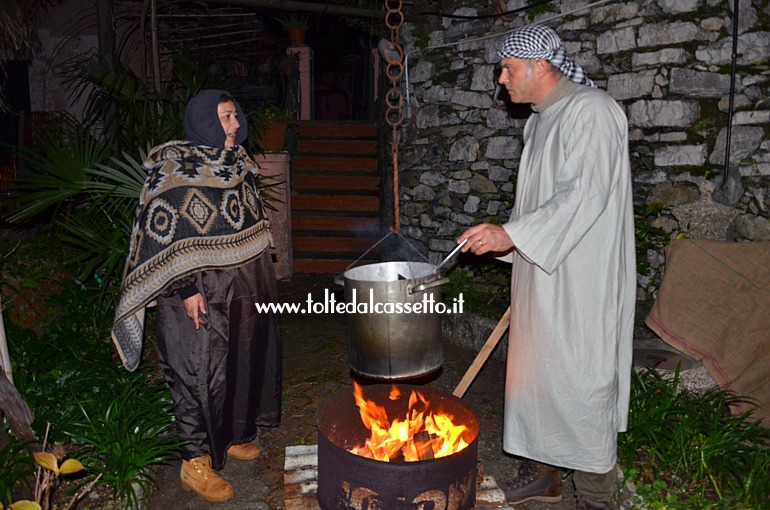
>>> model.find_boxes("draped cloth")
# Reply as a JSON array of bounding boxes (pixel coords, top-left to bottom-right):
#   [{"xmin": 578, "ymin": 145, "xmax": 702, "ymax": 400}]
[
  {"xmin": 646, "ymin": 239, "xmax": 770, "ymax": 426},
  {"xmin": 501, "ymin": 80, "xmax": 636, "ymax": 473},
  {"xmin": 111, "ymin": 141, "xmax": 273, "ymax": 371},
  {"xmin": 498, "ymin": 24, "xmax": 596, "ymax": 88}
]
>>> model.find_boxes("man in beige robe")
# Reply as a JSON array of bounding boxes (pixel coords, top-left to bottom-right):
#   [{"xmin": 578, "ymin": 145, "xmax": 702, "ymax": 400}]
[{"xmin": 460, "ymin": 25, "xmax": 635, "ymax": 510}]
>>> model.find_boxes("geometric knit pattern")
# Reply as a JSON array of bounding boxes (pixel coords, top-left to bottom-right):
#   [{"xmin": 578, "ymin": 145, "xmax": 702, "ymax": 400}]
[{"xmin": 111, "ymin": 141, "xmax": 273, "ymax": 371}]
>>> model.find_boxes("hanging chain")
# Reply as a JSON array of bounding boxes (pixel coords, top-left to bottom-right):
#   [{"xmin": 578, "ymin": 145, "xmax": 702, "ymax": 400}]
[{"xmin": 385, "ymin": 0, "xmax": 404, "ymax": 233}]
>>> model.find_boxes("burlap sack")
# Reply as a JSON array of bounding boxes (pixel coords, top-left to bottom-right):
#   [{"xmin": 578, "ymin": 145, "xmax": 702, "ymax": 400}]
[{"xmin": 646, "ymin": 238, "xmax": 770, "ymax": 426}]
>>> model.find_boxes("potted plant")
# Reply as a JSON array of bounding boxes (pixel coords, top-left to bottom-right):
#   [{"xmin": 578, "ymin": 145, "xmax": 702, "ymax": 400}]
[
  {"xmin": 276, "ymin": 15, "xmax": 311, "ymax": 46},
  {"xmin": 251, "ymin": 103, "xmax": 295, "ymax": 153}
]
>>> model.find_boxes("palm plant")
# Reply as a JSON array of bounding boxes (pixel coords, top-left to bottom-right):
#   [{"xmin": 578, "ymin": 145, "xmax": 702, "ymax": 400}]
[
  {"xmin": 6, "ymin": 113, "xmax": 111, "ymax": 222},
  {"xmin": 7, "ymin": 116, "xmax": 146, "ymax": 287},
  {"xmin": 56, "ymin": 50, "xmax": 231, "ymax": 145},
  {"xmin": 4, "ymin": 53, "xmax": 226, "ymax": 288},
  {"xmin": 57, "ymin": 149, "xmax": 150, "ymax": 281}
]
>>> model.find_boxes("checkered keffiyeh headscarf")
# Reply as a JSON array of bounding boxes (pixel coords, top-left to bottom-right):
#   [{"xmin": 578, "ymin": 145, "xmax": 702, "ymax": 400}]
[{"xmin": 498, "ymin": 25, "xmax": 595, "ymax": 88}]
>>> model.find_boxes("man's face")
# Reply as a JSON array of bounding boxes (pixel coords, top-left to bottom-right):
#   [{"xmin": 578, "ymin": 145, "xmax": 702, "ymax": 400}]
[
  {"xmin": 498, "ymin": 57, "xmax": 538, "ymax": 104},
  {"xmin": 217, "ymin": 100, "xmax": 240, "ymax": 149}
]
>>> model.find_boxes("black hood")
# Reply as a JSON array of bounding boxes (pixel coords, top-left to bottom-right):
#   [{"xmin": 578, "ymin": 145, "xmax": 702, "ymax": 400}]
[{"xmin": 183, "ymin": 89, "xmax": 248, "ymax": 149}]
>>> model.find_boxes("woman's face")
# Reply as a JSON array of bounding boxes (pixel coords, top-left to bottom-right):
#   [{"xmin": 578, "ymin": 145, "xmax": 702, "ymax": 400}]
[{"xmin": 217, "ymin": 100, "xmax": 240, "ymax": 149}]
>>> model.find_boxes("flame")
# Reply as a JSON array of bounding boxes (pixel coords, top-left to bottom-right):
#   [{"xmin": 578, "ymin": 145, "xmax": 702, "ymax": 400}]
[{"xmin": 348, "ymin": 381, "xmax": 471, "ymax": 462}]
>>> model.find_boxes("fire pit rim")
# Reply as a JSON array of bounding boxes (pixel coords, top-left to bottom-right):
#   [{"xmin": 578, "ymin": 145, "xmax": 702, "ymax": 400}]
[
  {"xmin": 315, "ymin": 383, "xmax": 480, "ymax": 458},
  {"xmin": 315, "ymin": 382, "xmax": 480, "ymax": 510}
]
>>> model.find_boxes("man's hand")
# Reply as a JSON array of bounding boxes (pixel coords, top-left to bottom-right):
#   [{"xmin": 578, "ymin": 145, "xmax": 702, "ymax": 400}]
[
  {"xmin": 459, "ymin": 223, "xmax": 514, "ymax": 256},
  {"xmin": 182, "ymin": 293, "xmax": 207, "ymax": 330}
]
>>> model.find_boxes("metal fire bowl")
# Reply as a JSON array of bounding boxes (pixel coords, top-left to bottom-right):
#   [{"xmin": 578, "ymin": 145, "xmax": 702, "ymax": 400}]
[{"xmin": 316, "ymin": 384, "xmax": 479, "ymax": 510}]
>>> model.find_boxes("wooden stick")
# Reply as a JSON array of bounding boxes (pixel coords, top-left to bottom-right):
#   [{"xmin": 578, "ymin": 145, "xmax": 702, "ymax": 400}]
[{"xmin": 453, "ymin": 306, "xmax": 511, "ymax": 398}]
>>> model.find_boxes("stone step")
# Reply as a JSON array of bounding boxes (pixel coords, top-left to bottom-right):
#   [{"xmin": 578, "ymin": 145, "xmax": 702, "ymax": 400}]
[
  {"xmin": 292, "ymin": 194, "xmax": 380, "ymax": 213},
  {"xmin": 296, "ymin": 122, "xmax": 377, "ymax": 139},
  {"xmin": 292, "ymin": 155, "xmax": 377, "ymax": 173},
  {"xmin": 293, "ymin": 174, "xmax": 379, "ymax": 192},
  {"xmin": 291, "ymin": 121, "xmax": 380, "ymax": 275}
]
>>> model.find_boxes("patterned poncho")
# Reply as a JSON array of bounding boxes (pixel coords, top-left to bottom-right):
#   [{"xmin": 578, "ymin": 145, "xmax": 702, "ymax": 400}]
[{"xmin": 111, "ymin": 141, "xmax": 273, "ymax": 371}]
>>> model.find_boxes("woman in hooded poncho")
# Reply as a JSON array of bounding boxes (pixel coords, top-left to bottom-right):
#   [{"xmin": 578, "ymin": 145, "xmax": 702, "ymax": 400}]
[{"xmin": 111, "ymin": 90, "xmax": 281, "ymax": 503}]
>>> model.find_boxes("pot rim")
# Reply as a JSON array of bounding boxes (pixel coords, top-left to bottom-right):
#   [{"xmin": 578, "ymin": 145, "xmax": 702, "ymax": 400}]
[{"xmin": 343, "ymin": 261, "xmax": 438, "ymax": 283}]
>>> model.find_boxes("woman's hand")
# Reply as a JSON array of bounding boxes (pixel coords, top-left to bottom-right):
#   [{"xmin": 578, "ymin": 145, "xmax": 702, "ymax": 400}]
[{"xmin": 183, "ymin": 293, "xmax": 207, "ymax": 330}]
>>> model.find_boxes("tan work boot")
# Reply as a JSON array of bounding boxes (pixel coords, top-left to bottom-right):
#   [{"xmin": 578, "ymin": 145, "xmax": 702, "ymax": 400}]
[
  {"xmin": 227, "ymin": 443, "xmax": 262, "ymax": 461},
  {"xmin": 180, "ymin": 455, "xmax": 233, "ymax": 503}
]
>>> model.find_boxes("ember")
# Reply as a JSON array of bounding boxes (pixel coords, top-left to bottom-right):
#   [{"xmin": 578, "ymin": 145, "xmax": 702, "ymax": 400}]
[{"xmin": 349, "ymin": 381, "xmax": 471, "ymax": 462}]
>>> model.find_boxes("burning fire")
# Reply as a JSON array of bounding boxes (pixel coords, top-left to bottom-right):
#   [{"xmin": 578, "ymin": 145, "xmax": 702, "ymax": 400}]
[{"xmin": 348, "ymin": 382, "xmax": 471, "ymax": 462}]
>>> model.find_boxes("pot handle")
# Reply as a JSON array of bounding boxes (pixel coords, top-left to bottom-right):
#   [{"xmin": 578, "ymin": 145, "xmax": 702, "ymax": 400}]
[{"xmin": 408, "ymin": 276, "xmax": 450, "ymax": 294}]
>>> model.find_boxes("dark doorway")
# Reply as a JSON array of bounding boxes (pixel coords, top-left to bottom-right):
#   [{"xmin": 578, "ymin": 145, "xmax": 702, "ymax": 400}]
[
  {"xmin": 307, "ymin": 19, "xmax": 378, "ymax": 121},
  {"xmin": 1, "ymin": 61, "xmax": 31, "ymax": 150},
  {"xmin": 1, "ymin": 61, "xmax": 30, "ymax": 194}
]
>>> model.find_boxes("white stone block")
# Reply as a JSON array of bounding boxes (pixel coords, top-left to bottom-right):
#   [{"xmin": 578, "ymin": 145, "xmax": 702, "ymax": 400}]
[
  {"xmin": 654, "ymin": 145, "xmax": 707, "ymax": 167},
  {"xmin": 733, "ymin": 111, "xmax": 770, "ymax": 125},
  {"xmin": 596, "ymin": 27, "xmax": 636, "ymax": 54},
  {"xmin": 628, "ymin": 100, "xmax": 700, "ymax": 128},
  {"xmin": 607, "ymin": 70, "xmax": 656, "ymax": 100}
]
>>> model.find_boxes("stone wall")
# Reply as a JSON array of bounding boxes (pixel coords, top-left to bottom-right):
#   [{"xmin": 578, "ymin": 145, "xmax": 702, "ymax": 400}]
[{"xmin": 394, "ymin": 0, "xmax": 770, "ymax": 305}]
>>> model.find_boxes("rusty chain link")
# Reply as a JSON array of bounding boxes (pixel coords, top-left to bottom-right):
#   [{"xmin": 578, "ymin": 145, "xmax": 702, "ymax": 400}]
[{"xmin": 385, "ymin": 0, "xmax": 404, "ymax": 232}]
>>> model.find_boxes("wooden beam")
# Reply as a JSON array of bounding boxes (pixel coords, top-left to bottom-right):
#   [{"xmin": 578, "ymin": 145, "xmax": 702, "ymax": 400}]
[
  {"xmin": 97, "ymin": 0, "xmax": 116, "ymax": 69},
  {"xmin": 204, "ymin": 0, "xmax": 428, "ymax": 23},
  {"xmin": 151, "ymin": 0, "xmax": 161, "ymax": 93},
  {"xmin": 293, "ymin": 236, "xmax": 382, "ymax": 254}
]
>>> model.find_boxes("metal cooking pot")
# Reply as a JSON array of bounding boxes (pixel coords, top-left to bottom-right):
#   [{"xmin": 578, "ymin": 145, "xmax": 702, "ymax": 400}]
[{"xmin": 340, "ymin": 261, "xmax": 449, "ymax": 380}]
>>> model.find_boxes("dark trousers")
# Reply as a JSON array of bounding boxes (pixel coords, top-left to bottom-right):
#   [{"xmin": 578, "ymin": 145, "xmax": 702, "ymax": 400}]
[
  {"xmin": 573, "ymin": 463, "xmax": 618, "ymax": 502},
  {"xmin": 155, "ymin": 255, "xmax": 281, "ymax": 470}
]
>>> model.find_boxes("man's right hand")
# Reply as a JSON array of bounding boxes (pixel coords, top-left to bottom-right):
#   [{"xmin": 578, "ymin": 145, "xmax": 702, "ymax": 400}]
[{"xmin": 459, "ymin": 223, "xmax": 514, "ymax": 255}]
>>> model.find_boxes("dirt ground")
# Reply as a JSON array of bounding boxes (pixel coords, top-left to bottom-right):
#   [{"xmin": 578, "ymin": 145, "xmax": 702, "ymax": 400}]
[{"xmin": 144, "ymin": 275, "xmax": 583, "ymax": 510}]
